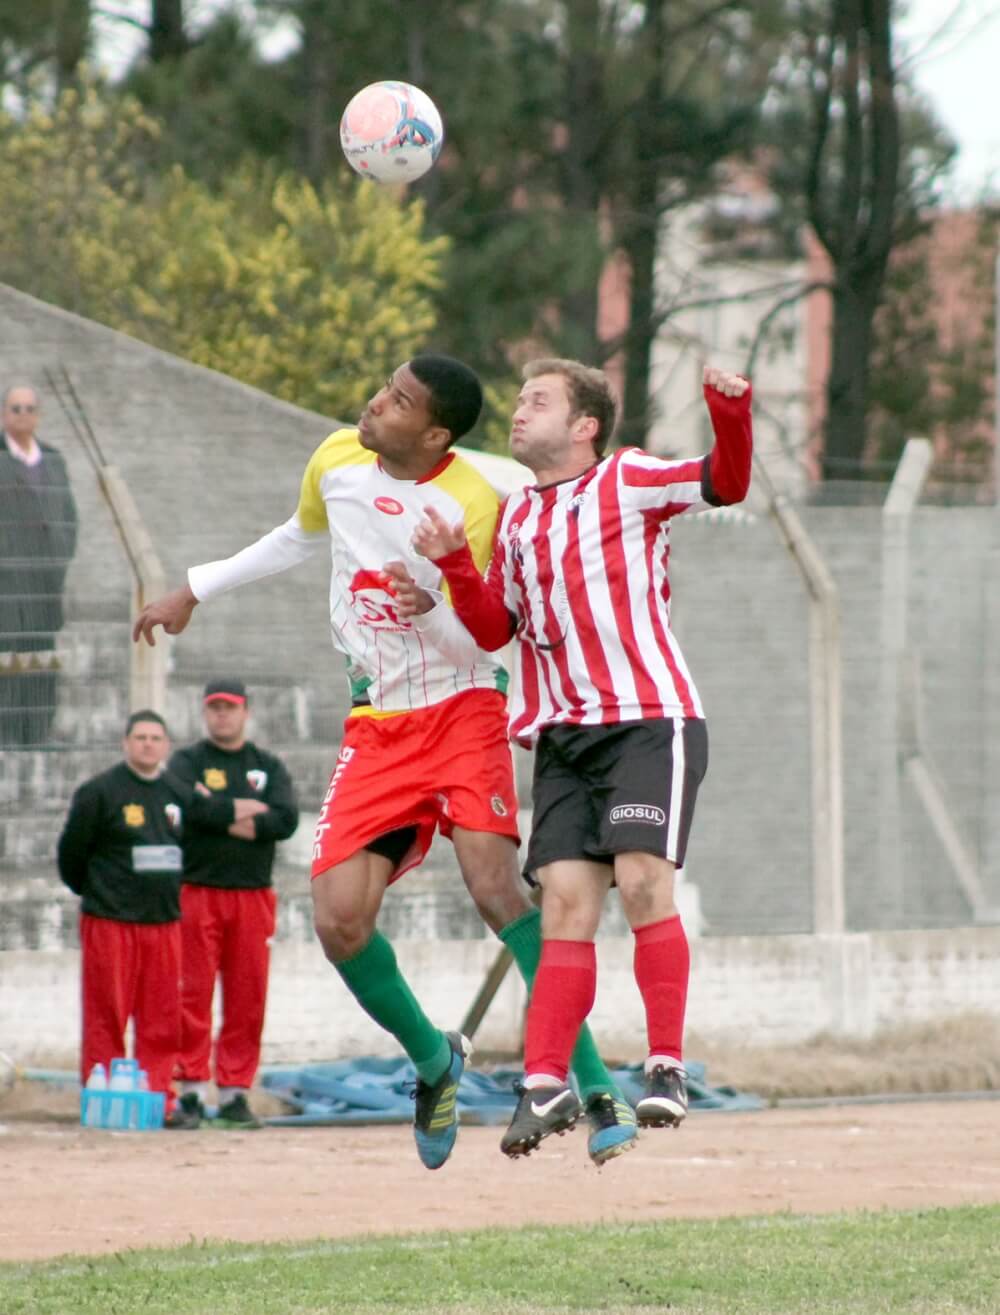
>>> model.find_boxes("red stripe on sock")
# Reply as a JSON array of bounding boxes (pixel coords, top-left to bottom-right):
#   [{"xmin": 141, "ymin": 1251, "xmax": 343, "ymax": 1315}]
[
  {"xmin": 523, "ymin": 939, "xmax": 596, "ymax": 1083},
  {"xmin": 633, "ymin": 915, "xmax": 689, "ymax": 1060}
]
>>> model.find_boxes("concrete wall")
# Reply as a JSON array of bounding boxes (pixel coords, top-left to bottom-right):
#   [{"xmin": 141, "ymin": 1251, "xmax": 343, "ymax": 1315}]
[{"xmin": 4, "ymin": 926, "xmax": 998, "ymax": 1067}]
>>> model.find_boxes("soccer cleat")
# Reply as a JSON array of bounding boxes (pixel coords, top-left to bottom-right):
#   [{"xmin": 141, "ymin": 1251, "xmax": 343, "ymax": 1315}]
[
  {"xmin": 164, "ymin": 1091, "xmax": 204, "ymax": 1130},
  {"xmin": 213, "ymin": 1093, "xmax": 262, "ymax": 1129},
  {"xmin": 500, "ymin": 1081, "xmax": 582, "ymax": 1159},
  {"xmin": 635, "ymin": 1062, "xmax": 688, "ymax": 1128},
  {"xmin": 412, "ymin": 1032, "xmax": 471, "ymax": 1170},
  {"xmin": 584, "ymin": 1092, "xmax": 639, "ymax": 1166}
]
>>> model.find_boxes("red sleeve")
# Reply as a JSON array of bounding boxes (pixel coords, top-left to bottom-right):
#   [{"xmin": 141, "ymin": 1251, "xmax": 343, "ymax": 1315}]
[
  {"xmin": 704, "ymin": 382, "xmax": 753, "ymax": 506},
  {"xmin": 434, "ymin": 543, "xmax": 517, "ymax": 652}
]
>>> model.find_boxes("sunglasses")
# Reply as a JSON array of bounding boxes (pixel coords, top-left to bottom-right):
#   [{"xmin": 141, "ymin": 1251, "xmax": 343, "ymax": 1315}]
[{"xmin": 8, "ymin": 404, "xmax": 37, "ymax": 414}]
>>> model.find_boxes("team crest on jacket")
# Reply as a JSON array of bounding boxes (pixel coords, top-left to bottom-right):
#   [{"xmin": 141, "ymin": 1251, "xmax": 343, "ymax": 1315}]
[
  {"xmin": 165, "ymin": 803, "xmax": 182, "ymax": 830},
  {"xmin": 203, "ymin": 768, "xmax": 227, "ymax": 790},
  {"xmin": 123, "ymin": 803, "xmax": 145, "ymax": 827},
  {"xmin": 246, "ymin": 770, "xmax": 268, "ymax": 793}
]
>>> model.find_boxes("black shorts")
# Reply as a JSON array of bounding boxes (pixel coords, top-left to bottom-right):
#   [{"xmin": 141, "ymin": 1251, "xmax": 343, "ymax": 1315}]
[{"xmin": 524, "ymin": 717, "xmax": 708, "ymax": 881}]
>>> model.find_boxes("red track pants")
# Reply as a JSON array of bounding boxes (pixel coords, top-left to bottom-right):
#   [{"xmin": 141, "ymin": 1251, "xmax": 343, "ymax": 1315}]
[
  {"xmin": 79, "ymin": 913, "xmax": 181, "ymax": 1099},
  {"xmin": 176, "ymin": 884, "xmax": 277, "ymax": 1090}
]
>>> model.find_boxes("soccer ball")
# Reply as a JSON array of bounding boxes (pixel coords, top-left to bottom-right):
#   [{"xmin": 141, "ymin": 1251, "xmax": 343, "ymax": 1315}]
[{"xmin": 340, "ymin": 81, "xmax": 443, "ymax": 184}]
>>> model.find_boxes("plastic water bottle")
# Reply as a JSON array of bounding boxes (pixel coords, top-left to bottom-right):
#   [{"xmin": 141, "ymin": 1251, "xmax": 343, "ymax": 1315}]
[
  {"xmin": 107, "ymin": 1061, "xmax": 134, "ymax": 1129},
  {"xmin": 83, "ymin": 1063, "xmax": 107, "ymax": 1127}
]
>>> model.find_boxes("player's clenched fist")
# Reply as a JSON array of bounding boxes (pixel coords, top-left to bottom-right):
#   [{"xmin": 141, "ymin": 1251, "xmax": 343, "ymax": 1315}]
[{"xmin": 703, "ymin": 365, "xmax": 750, "ymax": 399}]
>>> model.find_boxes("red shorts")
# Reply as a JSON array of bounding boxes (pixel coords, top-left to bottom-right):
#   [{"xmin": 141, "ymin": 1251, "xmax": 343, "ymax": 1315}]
[{"xmin": 311, "ymin": 688, "xmax": 520, "ymax": 882}]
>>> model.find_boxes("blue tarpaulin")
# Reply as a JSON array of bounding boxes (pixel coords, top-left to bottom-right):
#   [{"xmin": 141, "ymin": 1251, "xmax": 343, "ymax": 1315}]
[{"xmin": 259, "ymin": 1057, "xmax": 763, "ymax": 1126}]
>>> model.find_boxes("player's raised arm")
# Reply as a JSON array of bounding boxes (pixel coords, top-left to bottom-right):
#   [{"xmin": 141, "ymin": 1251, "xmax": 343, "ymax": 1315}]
[
  {"xmin": 132, "ymin": 517, "xmax": 326, "ymax": 647},
  {"xmin": 702, "ymin": 365, "xmax": 753, "ymax": 507},
  {"xmin": 413, "ymin": 506, "xmax": 516, "ymax": 652},
  {"xmin": 134, "ymin": 436, "xmax": 336, "ymax": 647}
]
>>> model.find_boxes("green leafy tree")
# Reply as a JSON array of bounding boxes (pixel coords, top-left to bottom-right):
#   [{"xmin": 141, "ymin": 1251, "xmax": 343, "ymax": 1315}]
[
  {"xmin": 117, "ymin": 1, "xmax": 761, "ymax": 446},
  {"xmin": 753, "ymin": 0, "xmax": 961, "ymax": 480},
  {"xmin": 0, "ymin": 83, "xmax": 448, "ymax": 419}
]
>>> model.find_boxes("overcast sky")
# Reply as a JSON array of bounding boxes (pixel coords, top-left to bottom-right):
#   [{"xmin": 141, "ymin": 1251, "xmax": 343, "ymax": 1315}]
[
  {"xmin": 95, "ymin": 1, "xmax": 999, "ymax": 200},
  {"xmin": 897, "ymin": 0, "xmax": 1000, "ymax": 199}
]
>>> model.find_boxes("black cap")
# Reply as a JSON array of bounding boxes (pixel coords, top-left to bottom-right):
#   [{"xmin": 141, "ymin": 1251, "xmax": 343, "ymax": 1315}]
[{"xmin": 202, "ymin": 678, "xmax": 248, "ymax": 706}]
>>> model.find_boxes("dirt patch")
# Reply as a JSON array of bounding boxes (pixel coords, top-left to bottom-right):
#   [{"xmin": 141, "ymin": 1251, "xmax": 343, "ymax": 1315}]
[
  {"xmin": 1, "ymin": 1099, "xmax": 998, "ymax": 1262},
  {"xmin": 686, "ymin": 1012, "xmax": 1000, "ymax": 1101}
]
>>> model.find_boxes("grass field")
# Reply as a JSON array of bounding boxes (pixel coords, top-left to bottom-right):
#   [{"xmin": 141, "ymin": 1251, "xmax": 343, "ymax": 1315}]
[{"xmin": 4, "ymin": 1206, "xmax": 998, "ymax": 1315}]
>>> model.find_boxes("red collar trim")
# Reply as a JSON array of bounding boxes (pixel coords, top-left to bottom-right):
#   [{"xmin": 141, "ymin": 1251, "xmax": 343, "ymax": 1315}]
[{"xmin": 376, "ymin": 451, "xmax": 456, "ymax": 484}]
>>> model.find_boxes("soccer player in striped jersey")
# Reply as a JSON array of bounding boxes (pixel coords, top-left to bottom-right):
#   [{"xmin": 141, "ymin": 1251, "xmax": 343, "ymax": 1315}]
[
  {"xmin": 132, "ymin": 354, "xmax": 629, "ymax": 1169},
  {"xmin": 390, "ymin": 358, "xmax": 753, "ymax": 1159}
]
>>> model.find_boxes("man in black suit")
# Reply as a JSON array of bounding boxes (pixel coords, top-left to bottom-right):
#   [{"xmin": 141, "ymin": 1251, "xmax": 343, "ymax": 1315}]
[{"xmin": 0, "ymin": 384, "xmax": 78, "ymax": 746}]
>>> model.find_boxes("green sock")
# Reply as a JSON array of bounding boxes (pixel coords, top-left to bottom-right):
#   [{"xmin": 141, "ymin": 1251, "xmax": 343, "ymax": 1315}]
[
  {"xmin": 335, "ymin": 931, "xmax": 450, "ymax": 1084},
  {"xmin": 498, "ymin": 906, "xmax": 622, "ymax": 1102}
]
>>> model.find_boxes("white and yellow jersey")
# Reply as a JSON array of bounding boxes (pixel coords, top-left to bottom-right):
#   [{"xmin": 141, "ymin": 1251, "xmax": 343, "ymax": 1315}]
[{"xmin": 188, "ymin": 428, "xmax": 506, "ymax": 714}]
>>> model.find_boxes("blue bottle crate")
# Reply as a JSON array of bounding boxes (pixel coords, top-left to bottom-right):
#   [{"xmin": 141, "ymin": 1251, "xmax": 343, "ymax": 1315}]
[{"xmin": 80, "ymin": 1058, "xmax": 165, "ymax": 1130}]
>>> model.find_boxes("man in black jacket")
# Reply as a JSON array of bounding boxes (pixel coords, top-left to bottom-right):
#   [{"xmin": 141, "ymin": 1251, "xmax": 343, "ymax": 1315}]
[
  {"xmin": 57, "ymin": 710, "xmax": 187, "ymax": 1111},
  {"xmin": 169, "ymin": 678, "xmax": 299, "ymax": 1128},
  {"xmin": 0, "ymin": 384, "xmax": 78, "ymax": 746}
]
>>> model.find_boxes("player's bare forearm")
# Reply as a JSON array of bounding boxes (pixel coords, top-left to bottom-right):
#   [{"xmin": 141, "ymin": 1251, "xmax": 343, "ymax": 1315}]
[
  {"xmin": 702, "ymin": 366, "xmax": 753, "ymax": 505},
  {"xmin": 132, "ymin": 583, "xmax": 199, "ymax": 646},
  {"xmin": 381, "ymin": 561, "xmax": 435, "ymax": 618},
  {"xmin": 411, "ymin": 505, "xmax": 466, "ymax": 560}
]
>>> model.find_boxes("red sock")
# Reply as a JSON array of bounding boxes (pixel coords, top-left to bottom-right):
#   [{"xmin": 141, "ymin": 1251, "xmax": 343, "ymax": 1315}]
[
  {"xmin": 523, "ymin": 939, "xmax": 597, "ymax": 1083},
  {"xmin": 633, "ymin": 915, "xmax": 689, "ymax": 1060}
]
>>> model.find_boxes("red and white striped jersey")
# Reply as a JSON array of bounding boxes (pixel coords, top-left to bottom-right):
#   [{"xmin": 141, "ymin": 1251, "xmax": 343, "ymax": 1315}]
[{"xmin": 493, "ymin": 448, "xmax": 711, "ymax": 745}]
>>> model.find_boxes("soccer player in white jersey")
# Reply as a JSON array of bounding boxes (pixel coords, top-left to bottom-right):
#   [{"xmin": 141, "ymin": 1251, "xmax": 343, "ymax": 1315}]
[
  {"xmin": 389, "ymin": 358, "xmax": 753, "ymax": 1158},
  {"xmin": 132, "ymin": 354, "xmax": 630, "ymax": 1170}
]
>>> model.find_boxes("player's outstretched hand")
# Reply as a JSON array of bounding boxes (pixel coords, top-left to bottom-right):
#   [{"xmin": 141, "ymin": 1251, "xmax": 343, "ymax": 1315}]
[
  {"xmin": 132, "ymin": 584, "xmax": 199, "ymax": 646},
  {"xmin": 381, "ymin": 561, "xmax": 434, "ymax": 618},
  {"xmin": 703, "ymin": 365, "xmax": 750, "ymax": 399},
  {"xmin": 411, "ymin": 506, "xmax": 466, "ymax": 560}
]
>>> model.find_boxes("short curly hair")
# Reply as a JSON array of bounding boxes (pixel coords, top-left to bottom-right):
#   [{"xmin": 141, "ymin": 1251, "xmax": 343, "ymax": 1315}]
[{"xmin": 409, "ymin": 354, "xmax": 484, "ymax": 444}]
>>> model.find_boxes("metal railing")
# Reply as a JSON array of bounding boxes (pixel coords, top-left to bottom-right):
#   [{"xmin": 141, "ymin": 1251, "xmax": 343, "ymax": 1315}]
[{"xmin": 45, "ymin": 366, "xmax": 168, "ymax": 715}]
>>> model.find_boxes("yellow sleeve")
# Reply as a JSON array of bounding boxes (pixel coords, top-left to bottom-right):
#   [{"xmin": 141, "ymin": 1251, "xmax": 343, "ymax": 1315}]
[
  {"xmin": 295, "ymin": 429, "xmax": 372, "ymax": 532},
  {"xmin": 433, "ymin": 457, "xmax": 500, "ymax": 574},
  {"xmin": 465, "ymin": 489, "xmax": 500, "ymax": 574},
  {"xmin": 296, "ymin": 447, "xmax": 329, "ymax": 533}
]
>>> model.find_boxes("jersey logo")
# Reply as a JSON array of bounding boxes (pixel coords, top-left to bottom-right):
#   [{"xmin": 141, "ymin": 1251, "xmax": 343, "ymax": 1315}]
[
  {"xmin": 610, "ymin": 804, "xmax": 666, "ymax": 826},
  {"xmin": 348, "ymin": 569, "xmax": 410, "ymax": 632},
  {"xmin": 490, "ymin": 795, "xmax": 508, "ymax": 817},
  {"xmin": 374, "ymin": 496, "xmax": 404, "ymax": 515},
  {"xmin": 247, "ymin": 769, "xmax": 268, "ymax": 793},
  {"xmin": 123, "ymin": 804, "xmax": 145, "ymax": 827},
  {"xmin": 203, "ymin": 768, "xmax": 228, "ymax": 790},
  {"xmin": 164, "ymin": 803, "xmax": 182, "ymax": 830},
  {"xmin": 506, "ymin": 522, "xmax": 524, "ymax": 566}
]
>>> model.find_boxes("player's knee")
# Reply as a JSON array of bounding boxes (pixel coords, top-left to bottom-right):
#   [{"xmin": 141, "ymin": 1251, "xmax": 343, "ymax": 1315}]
[
  {"xmin": 312, "ymin": 907, "xmax": 375, "ymax": 964},
  {"xmin": 462, "ymin": 864, "xmax": 532, "ymax": 932},
  {"xmin": 617, "ymin": 859, "xmax": 676, "ymax": 927}
]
